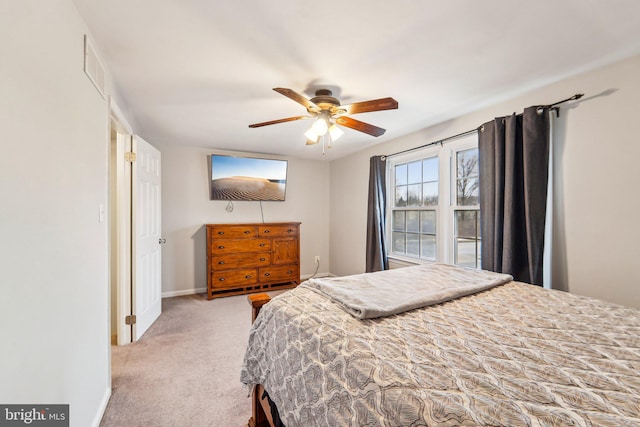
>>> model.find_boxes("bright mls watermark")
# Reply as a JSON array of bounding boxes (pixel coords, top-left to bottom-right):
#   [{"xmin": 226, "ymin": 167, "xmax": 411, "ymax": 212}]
[{"xmin": 0, "ymin": 405, "xmax": 68, "ymax": 426}]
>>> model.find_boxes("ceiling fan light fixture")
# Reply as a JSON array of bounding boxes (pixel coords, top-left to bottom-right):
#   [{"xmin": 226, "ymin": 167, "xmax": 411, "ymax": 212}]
[
  {"xmin": 304, "ymin": 128, "xmax": 319, "ymax": 142},
  {"xmin": 328, "ymin": 123, "xmax": 344, "ymax": 141},
  {"xmin": 311, "ymin": 116, "xmax": 329, "ymax": 136}
]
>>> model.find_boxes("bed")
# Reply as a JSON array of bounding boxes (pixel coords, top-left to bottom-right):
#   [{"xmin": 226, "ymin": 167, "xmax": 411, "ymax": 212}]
[{"xmin": 241, "ymin": 263, "xmax": 640, "ymax": 426}]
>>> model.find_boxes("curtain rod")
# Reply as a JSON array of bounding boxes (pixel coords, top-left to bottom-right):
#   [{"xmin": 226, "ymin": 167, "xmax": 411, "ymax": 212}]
[{"xmin": 384, "ymin": 93, "xmax": 584, "ymax": 158}]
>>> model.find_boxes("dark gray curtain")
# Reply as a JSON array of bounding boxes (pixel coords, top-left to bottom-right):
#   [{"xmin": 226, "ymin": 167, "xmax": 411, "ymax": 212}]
[
  {"xmin": 366, "ymin": 155, "xmax": 388, "ymax": 272},
  {"xmin": 478, "ymin": 106, "xmax": 549, "ymax": 285}
]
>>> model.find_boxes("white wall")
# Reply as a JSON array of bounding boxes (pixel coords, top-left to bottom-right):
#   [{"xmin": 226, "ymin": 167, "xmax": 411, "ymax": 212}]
[
  {"xmin": 330, "ymin": 54, "xmax": 640, "ymax": 309},
  {"xmin": 0, "ymin": 1, "xmax": 112, "ymax": 426},
  {"xmin": 158, "ymin": 143, "xmax": 331, "ymax": 296}
]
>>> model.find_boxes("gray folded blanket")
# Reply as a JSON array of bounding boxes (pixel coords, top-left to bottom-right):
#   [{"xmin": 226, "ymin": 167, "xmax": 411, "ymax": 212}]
[{"xmin": 302, "ymin": 263, "xmax": 513, "ymax": 319}]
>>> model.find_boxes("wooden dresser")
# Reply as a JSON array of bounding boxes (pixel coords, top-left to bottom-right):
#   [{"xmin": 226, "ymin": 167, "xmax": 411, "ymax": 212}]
[{"xmin": 206, "ymin": 222, "xmax": 301, "ymax": 299}]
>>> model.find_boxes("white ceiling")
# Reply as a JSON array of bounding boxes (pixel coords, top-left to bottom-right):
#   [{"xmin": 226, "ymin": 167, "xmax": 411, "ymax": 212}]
[{"xmin": 73, "ymin": 0, "xmax": 640, "ymax": 160}]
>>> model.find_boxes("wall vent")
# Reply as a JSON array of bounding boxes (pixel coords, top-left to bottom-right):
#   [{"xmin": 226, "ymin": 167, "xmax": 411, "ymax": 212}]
[{"xmin": 83, "ymin": 35, "xmax": 105, "ymax": 99}]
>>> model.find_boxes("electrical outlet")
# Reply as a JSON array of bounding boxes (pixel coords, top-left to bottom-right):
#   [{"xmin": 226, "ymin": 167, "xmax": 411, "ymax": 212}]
[{"xmin": 314, "ymin": 256, "xmax": 320, "ymax": 264}]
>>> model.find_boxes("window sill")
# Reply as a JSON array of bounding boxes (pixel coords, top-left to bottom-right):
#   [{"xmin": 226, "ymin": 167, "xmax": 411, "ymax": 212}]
[{"xmin": 387, "ymin": 255, "xmax": 436, "ymax": 269}]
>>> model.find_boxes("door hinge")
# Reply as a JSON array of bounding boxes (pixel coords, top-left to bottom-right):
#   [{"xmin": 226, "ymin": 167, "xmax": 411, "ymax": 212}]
[
  {"xmin": 125, "ymin": 315, "xmax": 137, "ymax": 325},
  {"xmin": 125, "ymin": 152, "xmax": 137, "ymax": 162}
]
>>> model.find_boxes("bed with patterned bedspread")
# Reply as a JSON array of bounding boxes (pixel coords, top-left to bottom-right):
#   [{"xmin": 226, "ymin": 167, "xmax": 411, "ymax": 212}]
[{"xmin": 241, "ymin": 264, "xmax": 640, "ymax": 426}]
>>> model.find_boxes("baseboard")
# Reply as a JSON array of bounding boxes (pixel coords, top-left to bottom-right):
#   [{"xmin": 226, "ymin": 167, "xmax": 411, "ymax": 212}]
[
  {"xmin": 91, "ymin": 386, "xmax": 111, "ymax": 427},
  {"xmin": 162, "ymin": 287, "xmax": 207, "ymax": 298}
]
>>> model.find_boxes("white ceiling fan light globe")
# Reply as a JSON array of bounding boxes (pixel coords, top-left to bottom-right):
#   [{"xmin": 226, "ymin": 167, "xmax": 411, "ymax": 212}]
[
  {"xmin": 328, "ymin": 124, "xmax": 344, "ymax": 141},
  {"xmin": 311, "ymin": 116, "xmax": 328, "ymax": 135},
  {"xmin": 304, "ymin": 128, "xmax": 319, "ymax": 142}
]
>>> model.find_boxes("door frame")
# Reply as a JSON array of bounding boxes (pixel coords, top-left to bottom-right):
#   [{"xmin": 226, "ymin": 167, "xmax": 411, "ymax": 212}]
[{"xmin": 109, "ymin": 99, "xmax": 134, "ymax": 345}]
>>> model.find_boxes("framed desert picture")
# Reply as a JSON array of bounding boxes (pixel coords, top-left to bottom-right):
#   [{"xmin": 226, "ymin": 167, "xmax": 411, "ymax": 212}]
[{"xmin": 209, "ymin": 154, "xmax": 288, "ymax": 201}]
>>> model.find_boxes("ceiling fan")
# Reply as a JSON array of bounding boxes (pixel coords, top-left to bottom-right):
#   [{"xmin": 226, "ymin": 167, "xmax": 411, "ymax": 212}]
[{"xmin": 249, "ymin": 88, "xmax": 398, "ymax": 148}]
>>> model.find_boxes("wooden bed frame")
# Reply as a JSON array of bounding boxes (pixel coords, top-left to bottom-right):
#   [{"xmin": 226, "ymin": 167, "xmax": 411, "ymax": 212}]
[{"xmin": 247, "ymin": 293, "xmax": 275, "ymax": 427}]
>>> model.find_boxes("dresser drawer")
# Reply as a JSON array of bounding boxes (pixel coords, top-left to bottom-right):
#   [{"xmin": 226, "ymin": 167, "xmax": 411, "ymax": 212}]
[
  {"xmin": 211, "ymin": 238, "xmax": 271, "ymax": 254},
  {"xmin": 258, "ymin": 224, "xmax": 298, "ymax": 238},
  {"xmin": 210, "ymin": 252, "xmax": 271, "ymax": 269},
  {"xmin": 209, "ymin": 225, "xmax": 257, "ymax": 239},
  {"xmin": 211, "ymin": 269, "xmax": 257, "ymax": 288},
  {"xmin": 259, "ymin": 264, "xmax": 299, "ymax": 283}
]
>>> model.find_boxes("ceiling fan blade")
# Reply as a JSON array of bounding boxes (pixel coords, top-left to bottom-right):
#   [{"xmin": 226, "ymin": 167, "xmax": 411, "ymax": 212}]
[
  {"xmin": 273, "ymin": 88, "xmax": 319, "ymax": 111},
  {"xmin": 335, "ymin": 116, "xmax": 386, "ymax": 137},
  {"xmin": 340, "ymin": 97, "xmax": 398, "ymax": 115},
  {"xmin": 248, "ymin": 115, "xmax": 309, "ymax": 128}
]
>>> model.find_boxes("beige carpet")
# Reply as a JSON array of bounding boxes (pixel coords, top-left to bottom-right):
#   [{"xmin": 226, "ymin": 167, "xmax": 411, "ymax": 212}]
[{"xmin": 100, "ymin": 292, "xmax": 272, "ymax": 427}]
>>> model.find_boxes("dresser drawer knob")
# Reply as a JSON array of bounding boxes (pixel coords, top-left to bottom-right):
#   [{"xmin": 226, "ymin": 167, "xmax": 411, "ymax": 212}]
[
  {"xmin": 287, "ymin": 270, "xmax": 293, "ymax": 274},
  {"xmin": 217, "ymin": 231, "xmax": 225, "ymax": 235},
  {"xmin": 245, "ymin": 275, "xmax": 252, "ymax": 279},
  {"xmin": 288, "ymin": 229, "xmax": 292, "ymax": 233},
  {"xmin": 264, "ymin": 273, "xmax": 271, "ymax": 277},
  {"xmin": 218, "ymin": 278, "xmax": 225, "ymax": 282},
  {"xmin": 218, "ymin": 261, "xmax": 225, "ymax": 265},
  {"xmin": 259, "ymin": 243, "xmax": 266, "ymax": 247},
  {"xmin": 259, "ymin": 258, "xmax": 266, "ymax": 261},
  {"xmin": 244, "ymin": 230, "xmax": 251, "ymax": 234},
  {"xmin": 264, "ymin": 229, "xmax": 270, "ymax": 234},
  {"xmin": 218, "ymin": 245, "xmax": 225, "ymax": 249}
]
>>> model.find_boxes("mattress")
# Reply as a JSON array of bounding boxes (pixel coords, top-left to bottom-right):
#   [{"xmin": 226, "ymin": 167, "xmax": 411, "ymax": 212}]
[{"xmin": 241, "ymin": 271, "xmax": 640, "ymax": 426}]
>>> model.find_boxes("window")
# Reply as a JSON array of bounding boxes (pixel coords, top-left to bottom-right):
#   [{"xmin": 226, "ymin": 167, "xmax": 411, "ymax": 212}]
[
  {"xmin": 391, "ymin": 156, "xmax": 439, "ymax": 260},
  {"xmin": 453, "ymin": 148, "xmax": 481, "ymax": 268},
  {"xmin": 387, "ymin": 135, "xmax": 480, "ymax": 267}
]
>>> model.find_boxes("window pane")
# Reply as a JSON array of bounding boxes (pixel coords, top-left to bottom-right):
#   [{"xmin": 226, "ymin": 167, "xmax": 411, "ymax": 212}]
[
  {"xmin": 456, "ymin": 148, "xmax": 479, "ymax": 207},
  {"xmin": 392, "ymin": 232, "xmax": 405, "ymax": 254},
  {"xmin": 455, "ymin": 238, "xmax": 477, "ymax": 267},
  {"xmin": 477, "ymin": 213, "xmax": 482, "ymax": 266},
  {"xmin": 456, "ymin": 211, "xmax": 478, "ymax": 239},
  {"xmin": 455, "ymin": 209, "xmax": 480, "ymax": 268},
  {"xmin": 422, "ymin": 182, "xmax": 438, "ymax": 206},
  {"xmin": 422, "ymin": 157, "xmax": 438, "ymax": 182},
  {"xmin": 407, "ymin": 161, "xmax": 422, "ymax": 184},
  {"xmin": 406, "ymin": 233, "xmax": 420, "ymax": 257},
  {"xmin": 421, "ymin": 211, "xmax": 436, "ymax": 234},
  {"xmin": 407, "ymin": 184, "xmax": 421, "ymax": 206},
  {"xmin": 457, "ymin": 148, "xmax": 478, "ymax": 178},
  {"xmin": 406, "ymin": 211, "xmax": 420, "ymax": 233},
  {"xmin": 421, "ymin": 235, "xmax": 436, "ymax": 259},
  {"xmin": 395, "ymin": 164, "xmax": 407, "ymax": 185},
  {"xmin": 392, "ymin": 211, "xmax": 405, "ymax": 231},
  {"xmin": 395, "ymin": 185, "xmax": 407, "ymax": 207},
  {"xmin": 457, "ymin": 177, "xmax": 479, "ymax": 206}
]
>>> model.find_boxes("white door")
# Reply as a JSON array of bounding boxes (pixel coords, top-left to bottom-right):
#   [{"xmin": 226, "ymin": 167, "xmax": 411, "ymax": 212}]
[{"xmin": 132, "ymin": 135, "xmax": 162, "ymax": 340}]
